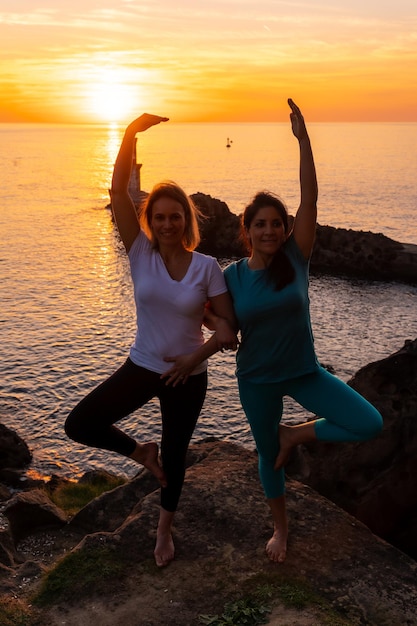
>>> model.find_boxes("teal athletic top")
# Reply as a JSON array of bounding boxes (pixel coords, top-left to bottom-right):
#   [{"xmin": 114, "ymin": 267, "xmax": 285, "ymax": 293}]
[{"xmin": 224, "ymin": 235, "xmax": 320, "ymax": 383}]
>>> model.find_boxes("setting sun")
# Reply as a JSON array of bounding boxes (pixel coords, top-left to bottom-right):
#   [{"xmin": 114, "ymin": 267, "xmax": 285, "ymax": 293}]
[
  {"xmin": 85, "ymin": 69, "xmax": 141, "ymax": 123},
  {"xmin": 0, "ymin": 1, "xmax": 416, "ymax": 123}
]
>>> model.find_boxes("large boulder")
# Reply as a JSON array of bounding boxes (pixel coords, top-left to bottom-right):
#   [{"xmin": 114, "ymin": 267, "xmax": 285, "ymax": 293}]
[
  {"xmin": 3, "ymin": 489, "xmax": 68, "ymax": 542},
  {"xmin": 68, "ymin": 469, "xmax": 159, "ymax": 533},
  {"xmin": 0, "ymin": 423, "xmax": 32, "ymax": 471},
  {"xmin": 2, "ymin": 440, "xmax": 417, "ymax": 624},
  {"xmin": 311, "ymin": 225, "xmax": 417, "ymax": 283},
  {"xmin": 192, "ymin": 192, "xmax": 244, "ymax": 258},
  {"xmin": 51, "ymin": 440, "xmax": 417, "ymax": 625},
  {"xmin": 286, "ymin": 338, "xmax": 417, "ymax": 559}
]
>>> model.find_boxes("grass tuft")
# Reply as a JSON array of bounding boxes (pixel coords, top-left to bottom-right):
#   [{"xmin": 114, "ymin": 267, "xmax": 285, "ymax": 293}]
[
  {"xmin": 200, "ymin": 574, "xmax": 355, "ymax": 626},
  {"xmin": 32, "ymin": 546, "xmax": 126, "ymax": 607},
  {"xmin": 199, "ymin": 595, "xmax": 271, "ymax": 625},
  {"xmin": 0, "ymin": 598, "xmax": 31, "ymax": 626},
  {"xmin": 48, "ymin": 474, "xmax": 126, "ymax": 516}
]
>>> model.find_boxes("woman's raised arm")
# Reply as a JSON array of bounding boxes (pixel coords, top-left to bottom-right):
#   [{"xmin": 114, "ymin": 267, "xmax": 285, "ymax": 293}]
[
  {"xmin": 110, "ymin": 114, "xmax": 169, "ymax": 253},
  {"xmin": 289, "ymin": 100, "xmax": 318, "ymax": 260}
]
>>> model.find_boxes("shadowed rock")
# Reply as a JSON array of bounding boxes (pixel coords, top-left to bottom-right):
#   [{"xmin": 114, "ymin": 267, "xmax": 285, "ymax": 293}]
[
  {"xmin": 3, "ymin": 490, "xmax": 67, "ymax": 542},
  {"xmin": 0, "ymin": 423, "xmax": 32, "ymax": 471},
  {"xmin": 2, "ymin": 340, "xmax": 417, "ymax": 623},
  {"xmin": 311, "ymin": 225, "xmax": 417, "ymax": 283},
  {"xmin": 287, "ymin": 338, "xmax": 417, "ymax": 559},
  {"xmin": 50, "ymin": 440, "xmax": 417, "ymax": 625}
]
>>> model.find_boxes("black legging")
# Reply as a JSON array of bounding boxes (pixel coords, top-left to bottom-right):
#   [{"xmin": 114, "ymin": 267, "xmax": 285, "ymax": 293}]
[{"xmin": 65, "ymin": 358, "xmax": 207, "ymax": 512}]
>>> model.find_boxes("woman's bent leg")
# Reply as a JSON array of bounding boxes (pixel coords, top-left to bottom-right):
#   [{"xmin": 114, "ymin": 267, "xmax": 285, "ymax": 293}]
[
  {"xmin": 289, "ymin": 368, "xmax": 383, "ymax": 442},
  {"xmin": 275, "ymin": 368, "xmax": 383, "ymax": 470},
  {"xmin": 65, "ymin": 358, "xmax": 157, "ymax": 456}
]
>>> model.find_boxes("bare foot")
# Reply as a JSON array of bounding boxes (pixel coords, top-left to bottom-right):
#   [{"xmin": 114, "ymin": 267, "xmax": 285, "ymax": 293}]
[
  {"xmin": 136, "ymin": 442, "xmax": 167, "ymax": 487},
  {"xmin": 154, "ymin": 531, "xmax": 175, "ymax": 567},
  {"xmin": 266, "ymin": 530, "xmax": 287, "ymax": 563},
  {"xmin": 274, "ymin": 424, "xmax": 294, "ymax": 470}
]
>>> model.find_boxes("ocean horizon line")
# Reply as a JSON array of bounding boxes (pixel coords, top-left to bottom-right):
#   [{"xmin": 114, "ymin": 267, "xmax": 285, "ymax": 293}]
[{"xmin": 1, "ymin": 120, "xmax": 417, "ymax": 129}]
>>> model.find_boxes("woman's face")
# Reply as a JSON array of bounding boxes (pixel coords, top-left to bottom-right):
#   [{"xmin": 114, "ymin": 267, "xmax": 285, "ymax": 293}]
[
  {"xmin": 151, "ymin": 196, "xmax": 186, "ymax": 247},
  {"xmin": 246, "ymin": 205, "xmax": 287, "ymax": 257}
]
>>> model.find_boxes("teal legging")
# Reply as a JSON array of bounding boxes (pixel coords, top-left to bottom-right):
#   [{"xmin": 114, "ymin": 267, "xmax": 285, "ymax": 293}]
[{"xmin": 238, "ymin": 367, "xmax": 383, "ymax": 499}]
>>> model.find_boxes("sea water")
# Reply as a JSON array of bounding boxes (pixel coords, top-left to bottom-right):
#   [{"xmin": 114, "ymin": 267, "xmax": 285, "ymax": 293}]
[{"xmin": 0, "ymin": 122, "xmax": 416, "ymax": 479}]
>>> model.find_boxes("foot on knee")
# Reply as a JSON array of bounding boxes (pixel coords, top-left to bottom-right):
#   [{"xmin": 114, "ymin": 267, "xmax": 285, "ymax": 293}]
[
  {"xmin": 274, "ymin": 424, "xmax": 294, "ymax": 470},
  {"xmin": 137, "ymin": 442, "xmax": 167, "ymax": 487}
]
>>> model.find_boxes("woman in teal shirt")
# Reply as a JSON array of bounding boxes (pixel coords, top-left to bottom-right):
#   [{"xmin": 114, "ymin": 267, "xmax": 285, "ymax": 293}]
[{"xmin": 223, "ymin": 100, "xmax": 383, "ymax": 563}]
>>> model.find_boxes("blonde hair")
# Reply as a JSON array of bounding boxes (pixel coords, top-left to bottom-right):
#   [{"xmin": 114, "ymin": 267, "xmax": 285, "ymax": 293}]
[{"xmin": 139, "ymin": 180, "xmax": 201, "ymax": 251}]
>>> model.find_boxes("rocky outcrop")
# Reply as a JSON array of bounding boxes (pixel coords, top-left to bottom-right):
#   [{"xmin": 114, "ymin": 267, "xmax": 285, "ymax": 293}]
[
  {"xmin": 3, "ymin": 490, "xmax": 68, "ymax": 542},
  {"xmin": 0, "ymin": 423, "xmax": 33, "ymax": 496},
  {"xmin": 193, "ymin": 192, "xmax": 244, "ymax": 258},
  {"xmin": 312, "ymin": 225, "xmax": 417, "ymax": 284},
  {"xmin": 193, "ymin": 192, "xmax": 417, "ymax": 283},
  {"xmin": 1, "ymin": 440, "xmax": 417, "ymax": 625},
  {"xmin": 0, "ymin": 423, "xmax": 31, "ymax": 472},
  {"xmin": 2, "ymin": 339, "xmax": 417, "ymax": 623},
  {"xmin": 109, "ymin": 190, "xmax": 417, "ymax": 283},
  {"xmin": 287, "ymin": 338, "xmax": 417, "ymax": 560}
]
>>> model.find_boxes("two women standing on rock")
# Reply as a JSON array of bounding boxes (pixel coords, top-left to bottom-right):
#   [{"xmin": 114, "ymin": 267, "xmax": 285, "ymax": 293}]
[
  {"xmin": 65, "ymin": 113, "xmax": 236, "ymax": 568},
  {"xmin": 66, "ymin": 101, "xmax": 383, "ymax": 568}
]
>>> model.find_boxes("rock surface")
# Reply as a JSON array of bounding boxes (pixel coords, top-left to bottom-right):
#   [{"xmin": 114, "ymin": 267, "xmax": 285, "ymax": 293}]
[
  {"xmin": 3, "ymin": 490, "xmax": 68, "ymax": 542},
  {"xmin": 0, "ymin": 423, "xmax": 31, "ymax": 472},
  {"xmin": 1, "ymin": 339, "xmax": 417, "ymax": 624},
  {"xmin": 287, "ymin": 337, "xmax": 417, "ymax": 561},
  {"xmin": 1, "ymin": 440, "xmax": 417, "ymax": 626},
  {"xmin": 311, "ymin": 224, "xmax": 417, "ymax": 283}
]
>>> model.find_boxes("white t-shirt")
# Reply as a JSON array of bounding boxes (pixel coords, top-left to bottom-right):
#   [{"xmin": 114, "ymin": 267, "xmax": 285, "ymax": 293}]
[{"xmin": 128, "ymin": 231, "xmax": 228, "ymax": 375}]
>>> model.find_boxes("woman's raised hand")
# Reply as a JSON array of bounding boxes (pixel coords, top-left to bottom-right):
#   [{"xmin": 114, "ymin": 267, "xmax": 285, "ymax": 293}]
[
  {"xmin": 288, "ymin": 99, "xmax": 307, "ymax": 141},
  {"xmin": 128, "ymin": 113, "xmax": 169, "ymax": 134}
]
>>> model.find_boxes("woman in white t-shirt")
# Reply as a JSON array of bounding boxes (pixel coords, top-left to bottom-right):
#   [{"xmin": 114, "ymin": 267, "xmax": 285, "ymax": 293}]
[{"xmin": 65, "ymin": 114, "xmax": 237, "ymax": 568}]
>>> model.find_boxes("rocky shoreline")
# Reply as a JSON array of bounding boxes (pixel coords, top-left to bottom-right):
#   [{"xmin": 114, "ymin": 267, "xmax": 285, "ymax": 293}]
[
  {"xmin": 1, "ymin": 338, "xmax": 417, "ymax": 624},
  {"xmin": 192, "ymin": 192, "xmax": 417, "ymax": 284},
  {"xmin": 118, "ymin": 189, "xmax": 417, "ymax": 284}
]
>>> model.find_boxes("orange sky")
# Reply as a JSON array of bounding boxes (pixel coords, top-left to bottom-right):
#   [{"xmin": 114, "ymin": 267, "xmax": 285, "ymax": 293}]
[{"xmin": 1, "ymin": 1, "xmax": 417, "ymax": 124}]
